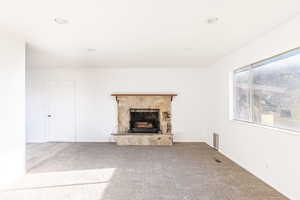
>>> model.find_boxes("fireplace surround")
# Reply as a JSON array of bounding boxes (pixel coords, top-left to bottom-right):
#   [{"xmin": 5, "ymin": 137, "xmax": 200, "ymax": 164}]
[{"xmin": 111, "ymin": 94, "xmax": 177, "ymax": 145}]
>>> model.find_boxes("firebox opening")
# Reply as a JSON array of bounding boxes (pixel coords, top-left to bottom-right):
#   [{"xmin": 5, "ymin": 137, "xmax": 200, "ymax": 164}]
[{"xmin": 129, "ymin": 108, "xmax": 160, "ymax": 133}]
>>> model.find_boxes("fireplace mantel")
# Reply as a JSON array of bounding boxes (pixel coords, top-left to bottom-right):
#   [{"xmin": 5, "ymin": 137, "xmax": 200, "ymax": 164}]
[
  {"xmin": 111, "ymin": 93, "xmax": 177, "ymax": 96},
  {"xmin": 111, "ymin": 93, "xmax": 177, "ymax": 101}
]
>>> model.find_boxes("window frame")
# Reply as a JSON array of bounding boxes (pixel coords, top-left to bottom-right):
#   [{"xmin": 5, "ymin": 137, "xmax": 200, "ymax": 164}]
[
  {"xmin": 232, "ymin": 66, "xmax": 252, "ymax": 122},
  {"xmin": 232, "ymin": 47, "xmax": 300, "ymax": 134}
]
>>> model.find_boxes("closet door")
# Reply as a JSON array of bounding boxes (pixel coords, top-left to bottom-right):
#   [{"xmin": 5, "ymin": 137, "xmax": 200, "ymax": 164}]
[{"xmin": 47, "ymin": 81, "xmax": 76, "ymax": 142}]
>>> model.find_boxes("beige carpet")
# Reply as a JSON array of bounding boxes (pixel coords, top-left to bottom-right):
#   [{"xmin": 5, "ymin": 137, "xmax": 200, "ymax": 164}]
[{"xmin": 0, "ymin": 142, "xmax": 287, "ymax": 200}]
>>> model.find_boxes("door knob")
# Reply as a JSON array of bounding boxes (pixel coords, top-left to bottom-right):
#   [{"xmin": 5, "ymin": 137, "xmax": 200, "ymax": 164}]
[{"xmin": 47, "ymin": 115, "xmax": 52, "ymax": 117}]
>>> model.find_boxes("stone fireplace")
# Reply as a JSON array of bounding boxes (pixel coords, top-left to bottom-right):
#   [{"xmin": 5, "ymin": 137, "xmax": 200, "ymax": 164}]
[{"xmin": 111, "ymin": 94, "xmax": 177, "ymax": 145}]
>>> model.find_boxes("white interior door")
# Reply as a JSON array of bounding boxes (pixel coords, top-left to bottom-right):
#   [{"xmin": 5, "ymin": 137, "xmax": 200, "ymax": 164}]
[{"xmin": 47, "ymin": 81, "xmax": 76, "ymax": 142}]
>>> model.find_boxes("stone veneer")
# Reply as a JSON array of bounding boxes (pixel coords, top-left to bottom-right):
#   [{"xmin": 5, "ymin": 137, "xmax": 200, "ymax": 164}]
[
  {"xmin": 113, "ymin": 134, "xmax": 173, "ymax": 146},
  {"xmin": 113, "ymin": 95, "xmax": 174, "ymax": 145}
]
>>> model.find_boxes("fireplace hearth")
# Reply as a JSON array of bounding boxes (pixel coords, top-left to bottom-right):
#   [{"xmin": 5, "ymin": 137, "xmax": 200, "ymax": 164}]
[{"xmin": 129, "ymin": 108, "xmax": 160, "ymax": 133}]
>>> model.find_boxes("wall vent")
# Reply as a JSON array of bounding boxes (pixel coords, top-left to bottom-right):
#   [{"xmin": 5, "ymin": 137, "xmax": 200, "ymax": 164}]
[{"xmin": 213, "ymin": 133, "xmax": 219, "ymax": 151}]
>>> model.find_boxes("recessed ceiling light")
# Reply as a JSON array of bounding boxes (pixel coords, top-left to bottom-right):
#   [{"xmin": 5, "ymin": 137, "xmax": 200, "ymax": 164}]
[
  {"xmin": 87, "ymin": 48, "xmax": 96, "ymax": 52},
  {"xmin": 54, "ymin": 18, "xmax": 69, "ymax": 24},
  {"xmin": 206, "ymin": 17, "xmax": 218, "ymax": 24}
]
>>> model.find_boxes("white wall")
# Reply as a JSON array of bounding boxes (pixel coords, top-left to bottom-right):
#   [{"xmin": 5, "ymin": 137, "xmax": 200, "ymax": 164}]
[
  {"xmin": 0, "ymin": 32, "xmax": 25, "ymax": 186},
  {"xmin": 206, "ymin": 16, "xmax": 300, "ymax": 199},
  {"xmin": 26, "ymin": 67, "xmax": 210, "ymax": 143}
]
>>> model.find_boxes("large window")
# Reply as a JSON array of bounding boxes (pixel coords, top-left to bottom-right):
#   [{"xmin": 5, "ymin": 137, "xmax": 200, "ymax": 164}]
[{"xmin": 233, "ymin": 48, "xmax": 300, "ymax": 132}]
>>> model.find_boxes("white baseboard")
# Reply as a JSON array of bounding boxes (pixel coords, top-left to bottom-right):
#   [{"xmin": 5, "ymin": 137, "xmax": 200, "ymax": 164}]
[
  {"xmin": 26, "ymin": 140, "xmax": 47, "ymax": 143},
  {"xmin": 173, "ymin": 139, "xmax": 204, "ymax": 142},
  {"xmin": 27, "ymin": 139, "xmax": 205, "ymax": 143}
]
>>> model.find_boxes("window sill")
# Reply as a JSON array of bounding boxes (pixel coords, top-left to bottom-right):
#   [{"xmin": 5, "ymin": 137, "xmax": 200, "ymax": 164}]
[{"xmin": 230, "ymin": 119, "xmax": 300, "ymax": 136}]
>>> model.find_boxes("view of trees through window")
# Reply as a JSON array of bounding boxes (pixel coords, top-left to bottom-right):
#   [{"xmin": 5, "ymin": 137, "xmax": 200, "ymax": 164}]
[{"xmin": 234, "ymin": 49, "xmax": 300, "ymax": 132}]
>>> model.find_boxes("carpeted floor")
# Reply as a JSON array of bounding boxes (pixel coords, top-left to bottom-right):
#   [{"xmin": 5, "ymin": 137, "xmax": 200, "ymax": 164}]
[{"xmin": 0, "ymin": 142, "xmax": 287, "ymax": 200}]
